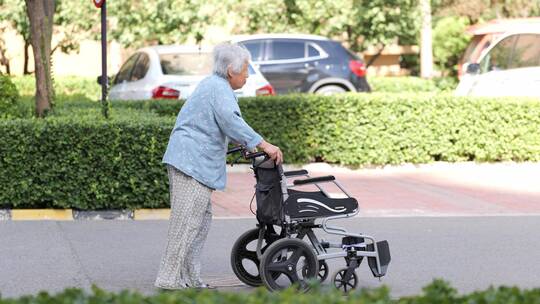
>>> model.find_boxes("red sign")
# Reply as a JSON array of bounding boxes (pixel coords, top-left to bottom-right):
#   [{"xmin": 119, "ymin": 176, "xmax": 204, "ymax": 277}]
[{"xmin": 93, "ymin": 0, "xmax": 104, "ymax": 8}]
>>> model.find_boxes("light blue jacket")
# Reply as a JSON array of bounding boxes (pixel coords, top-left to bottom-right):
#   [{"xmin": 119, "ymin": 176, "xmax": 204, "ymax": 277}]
[{"xmin": 162, "ymin": 74, "xmax": 263, "ymax": 190}]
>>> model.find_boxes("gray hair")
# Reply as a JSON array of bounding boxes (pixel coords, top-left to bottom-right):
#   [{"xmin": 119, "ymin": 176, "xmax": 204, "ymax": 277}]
[{"xmin": 212, "ymin": 42, "xmax": 251, "ymax": 78}]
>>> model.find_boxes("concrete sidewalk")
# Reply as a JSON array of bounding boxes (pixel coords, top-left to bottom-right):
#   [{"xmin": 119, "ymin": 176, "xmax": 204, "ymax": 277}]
[{"xmin": 212, "ymin": 162, "xmax": 540, "ymax": 217}]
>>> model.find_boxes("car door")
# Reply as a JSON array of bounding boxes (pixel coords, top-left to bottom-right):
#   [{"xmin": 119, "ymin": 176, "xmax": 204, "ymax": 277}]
[
  {"xmin": 468, "ymin": 35, "xmax": 517, "ymax": 96},
  {"xmin": 257, "ymin": 39, "xmax": 309, "ymax": 94},
  {"xmin": 108, "ymin": 53, "xmax": 140, "ymax": 100},
  {"xmin": 123, "ymin": 52, "xmax": 151, "ymax": 100},
  {"xmin": 499, "ymin": 33, "xmax": 540, "ymax": 97}
]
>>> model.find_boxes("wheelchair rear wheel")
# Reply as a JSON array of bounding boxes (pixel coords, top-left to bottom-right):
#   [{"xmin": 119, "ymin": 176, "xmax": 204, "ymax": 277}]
[{"xmin": 230, "ymin": 228, "xmax": 278, "ymax": 286}]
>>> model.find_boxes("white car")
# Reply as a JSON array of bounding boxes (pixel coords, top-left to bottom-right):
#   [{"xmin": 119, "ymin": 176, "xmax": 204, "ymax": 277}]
[
  {"xmin": 455, "ymin": 28, "xmax": 540, "ymax": 98},
  {"xmin": 107, "ymin": 45, "xmax": 275, "ymax": 100}
]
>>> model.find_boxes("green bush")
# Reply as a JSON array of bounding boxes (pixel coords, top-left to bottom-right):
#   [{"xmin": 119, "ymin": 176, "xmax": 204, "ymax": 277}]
[
  {"xmin": 0, "ymin": 114, "xmax": 171, "ymax": 209},
  {"xmin": 11, "ymin": 75, "xmax": 101, "ymax": 100},
  {"xmin": 0, "ymin": 280, "xmax": 539, "ymax": 303},
  {"xmin": 6, "ymin": 76, "xmax": 102, "ymax": 119},
  {"xmin": 433, "ymin": 16, "xmax": 472, "ymax": 77},
  {"xmin": 370, "ymin": 76, "xmax": 457, "ymax": 93},
  {"xmin": 0, "ymin": 75, "xmax": 20, "ymax": 118},
  {"xmin": 2, "ymin": 93, "xmax": 540, "ymax": 209}
]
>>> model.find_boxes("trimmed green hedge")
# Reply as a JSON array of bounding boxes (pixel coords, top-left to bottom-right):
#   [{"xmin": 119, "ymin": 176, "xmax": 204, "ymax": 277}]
[
  {"xmin": 0, "ymin": 280, "xmax": 539, "ymax": 303},
  {"xmin": 0, "ymin": 75, "xmax": 20, "ymax": 118},
  {"xmin": 370, "ymin": 76, "xmax": 458, "ymax": 93},
  {"xmin": 0, "ymin": 115, "xmax": 171, "ymax": 209},
  {"xmin": 112, "ymin": 93, "xmax": 540, "ymax": 164},
  {"xmin": 1, "ymin": 93, "xmax": 540, "ymax": 209}
]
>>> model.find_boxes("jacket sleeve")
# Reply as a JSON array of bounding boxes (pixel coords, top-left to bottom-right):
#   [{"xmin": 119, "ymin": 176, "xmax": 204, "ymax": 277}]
[{"xmin": 211, "ymin": 86, "xmax": 263, "ymax": 150}]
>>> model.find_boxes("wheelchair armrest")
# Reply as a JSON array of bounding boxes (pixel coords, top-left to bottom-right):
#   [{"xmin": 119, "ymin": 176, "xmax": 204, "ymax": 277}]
[
  {"xmin": 284, "ymin": 169, "xmax": 308, "ymax": 177},
  {"xmin": 293, "ymin": 175, "xmax": 335, "ymax": 186}
]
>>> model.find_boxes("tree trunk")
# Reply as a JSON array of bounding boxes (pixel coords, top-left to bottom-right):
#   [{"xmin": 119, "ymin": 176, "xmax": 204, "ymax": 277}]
[
  {"xmin": 23, "ymin": 39, "xmax": 31, "ymax": 75},
  {"xmin": 25, "ymin": 0, "xmax": 55, "ymax": 117},
  {"xmin": 366, "ymin": 45, "xmax": 385, "ymax": 68},
  {"xmin": 420, "ymin": 0, "xmax": 433, "ymax": 79},
  {"xmin": 0, "ymin": 46, "xmax": 11, "ymax": 75}
]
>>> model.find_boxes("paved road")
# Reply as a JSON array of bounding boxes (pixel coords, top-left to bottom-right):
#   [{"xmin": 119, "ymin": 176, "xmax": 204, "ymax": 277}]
[{"xmin": 1, "ymin": 216, "xmax": 540, "ymax": 299}]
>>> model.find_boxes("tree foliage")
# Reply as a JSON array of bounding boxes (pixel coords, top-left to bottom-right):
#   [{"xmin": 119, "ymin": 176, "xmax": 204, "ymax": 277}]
[
  {"xmin": 433, "ymin": 0, "xmax": 540, "ymax": 24},
  {"xmin": 433, "ymin": 16, "xmax": 471, "ymax": 76},
  {"xmin": 228, "ymin": 0, "xmax": 420, "ymax": 52},
  {"xmin": 107, "ymin": 0, "xmax": 215, "ymax": 48},
  {"xmin": 0, "ymin": 0, "xmax": 98, "ymax": 75}
]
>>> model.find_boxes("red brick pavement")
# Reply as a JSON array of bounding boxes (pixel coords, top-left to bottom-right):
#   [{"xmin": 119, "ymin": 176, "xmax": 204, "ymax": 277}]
[{"xmin": 211, "ymin": 162, "xmax": 540, "ymax": 217}]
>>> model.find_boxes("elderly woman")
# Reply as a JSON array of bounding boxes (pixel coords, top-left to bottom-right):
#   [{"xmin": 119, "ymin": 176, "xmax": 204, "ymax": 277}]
[{"xmin": 155, "ymin": 42, "xmax": 282, "ymax": 290}]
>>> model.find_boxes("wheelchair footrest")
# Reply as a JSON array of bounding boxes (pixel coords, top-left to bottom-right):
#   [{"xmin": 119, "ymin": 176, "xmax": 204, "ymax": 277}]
[
  {"xmin": 367, "ymin": 240, "xmax": 391, "ymax": 277},
  {"xmin": 341, "ymin": 236, "xmax": 365, "ymax": 249}
]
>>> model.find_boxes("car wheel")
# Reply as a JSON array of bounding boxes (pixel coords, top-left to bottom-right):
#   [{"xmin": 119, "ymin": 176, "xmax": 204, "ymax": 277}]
[{"xmin": 315, "ymin": 85, "xmax": 347, "ymax": 95}]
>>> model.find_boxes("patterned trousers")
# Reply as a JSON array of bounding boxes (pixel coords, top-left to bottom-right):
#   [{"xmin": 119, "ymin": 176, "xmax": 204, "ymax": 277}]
[{"xmin": 154, "ymin": 165, "xmax": 213, "ymax": 289}]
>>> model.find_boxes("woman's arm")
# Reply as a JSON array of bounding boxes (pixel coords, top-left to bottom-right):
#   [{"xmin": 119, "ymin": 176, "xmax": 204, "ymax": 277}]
[
  {"xmin": 212, "ymin": 88, "xmax": 282, "ymax": 164},
  {"xmin": 211, "ymin": 89, "xmax": 262, "ymax": 151}
]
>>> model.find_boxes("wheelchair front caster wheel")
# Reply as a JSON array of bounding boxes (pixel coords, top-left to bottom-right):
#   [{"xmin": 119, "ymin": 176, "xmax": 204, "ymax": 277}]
[
  {"xmin": 333, "ymin": 268, "xmax": 358, "ymax": 293},
  {"xmin": 303, "ymin": 259, "xmax": 329, "ymax": 282}
]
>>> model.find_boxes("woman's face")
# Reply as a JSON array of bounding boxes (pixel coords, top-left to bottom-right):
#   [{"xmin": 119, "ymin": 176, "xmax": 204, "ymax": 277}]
[{"xmin": 227, "ymin": 61, "xmax": 249, "ymax": 90}]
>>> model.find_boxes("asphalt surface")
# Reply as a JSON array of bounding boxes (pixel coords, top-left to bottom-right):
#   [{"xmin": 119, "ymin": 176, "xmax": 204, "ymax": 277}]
[{"xmin": 1, "ymin": 216, "xmax": 540, "ymax": 299}]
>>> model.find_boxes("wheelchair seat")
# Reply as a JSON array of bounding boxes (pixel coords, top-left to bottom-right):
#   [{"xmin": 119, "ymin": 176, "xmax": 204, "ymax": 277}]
[{"xmin": 284, "ymin": 190, "xmax": 358, "ymax": 219}]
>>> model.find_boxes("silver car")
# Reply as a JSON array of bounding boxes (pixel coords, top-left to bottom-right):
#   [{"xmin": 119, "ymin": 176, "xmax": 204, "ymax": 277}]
[
  {"xmin": 108, "ymin": 45, "xmax": 275, "ymax": 100},
  {"xmin": 455, "ymin": 28, "xmax": 540, "ymax": 97}
]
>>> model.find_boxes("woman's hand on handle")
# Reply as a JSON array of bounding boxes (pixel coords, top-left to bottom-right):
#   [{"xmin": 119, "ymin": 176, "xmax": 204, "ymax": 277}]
[{"xmin": 257, "ymin": 140, "xmax": 283, "ymax": 165}]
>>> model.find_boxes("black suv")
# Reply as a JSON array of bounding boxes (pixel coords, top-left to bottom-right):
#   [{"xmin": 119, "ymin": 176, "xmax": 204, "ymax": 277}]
[{"xmin": 232, "ymin": 34, "xmax": 371, "ymax": 95}]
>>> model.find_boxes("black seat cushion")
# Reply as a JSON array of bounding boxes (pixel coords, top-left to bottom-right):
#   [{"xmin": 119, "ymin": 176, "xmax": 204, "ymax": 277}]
[{"xmin": 284, "ymin": 191, "xmax": 358, "ymax": 219}]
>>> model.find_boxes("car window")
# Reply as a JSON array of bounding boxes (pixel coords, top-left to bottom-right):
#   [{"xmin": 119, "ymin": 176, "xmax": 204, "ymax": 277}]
[
  {"xmin": 510, "ymin": 34, "xmax": 540, "ymax": 69},
  {"xmin": 114, "ymin": 53, "xmax": 140, "ymax": 84},
  {"xmin": 480, "ymin": 36, "xmax": 516, "ymax": 73},
  {"xmin": 130, "ymin": 53, "xmax": 150, "ymax": 81},
  {"xmin": 462, "ymin": 36, "xmax": 482, "ymax": 63},
  {"xmin": 307, "ymin": 44, "xmax": 320, "ymax": 58},
  {"xmin": 243, "ymin": 41, "xmax": 264, "ymax": 62},
  {"xmin": 248, "ymin": 63, "xmax": 256, "ymax": 75},
  {"xmin": 160, "ymin": 52, "xmax": 213, "ymax": 75},
  {"xmin": 268, "ymin": 40, "xmax": 305, "ymax": 60}
]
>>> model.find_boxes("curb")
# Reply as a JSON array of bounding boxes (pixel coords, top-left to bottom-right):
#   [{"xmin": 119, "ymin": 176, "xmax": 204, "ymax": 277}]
[
  {"xmin": 10, "ymin": 209, "xmax": 74, "ymax": 221},
  {"xmin": 73, "ymin": 210, "xmax": 133, "ymax": 220},
  {"xmin": 133, "ymin": 208, "xmax": 171, "ymax": 220},
  {"xmin": 0, "ymin": 209, "xmax": 171, "ymax": 221}
]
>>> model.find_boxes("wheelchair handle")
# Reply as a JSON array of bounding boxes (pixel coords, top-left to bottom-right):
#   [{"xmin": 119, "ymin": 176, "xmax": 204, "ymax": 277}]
[
  {"xmin": 227, "ymin": 146, "xmax": 268, "ymax": 159},
  {"xmin": 227, "ymin": 146, "xmax": 244, "ymax": 155},
  {"xmin": 244, "ymin": 151, "xmax": 267, "ymax": 159}
]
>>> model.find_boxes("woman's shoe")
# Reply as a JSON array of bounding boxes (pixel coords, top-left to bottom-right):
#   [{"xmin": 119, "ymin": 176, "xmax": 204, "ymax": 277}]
[{"xmin": 193, "ymin": 283, "xmax": 216, "ymax": 290}]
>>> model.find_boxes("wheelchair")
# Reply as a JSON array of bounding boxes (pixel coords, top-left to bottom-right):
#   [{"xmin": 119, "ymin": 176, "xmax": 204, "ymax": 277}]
[{"xmin": 228, "ymin": 146, "xmax": 391, "ymax": 292}]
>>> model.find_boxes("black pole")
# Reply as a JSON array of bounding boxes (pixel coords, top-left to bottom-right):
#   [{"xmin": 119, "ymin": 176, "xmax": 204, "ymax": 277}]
[{"xmin": 100, "ymin": 0, "xmax": 109, "ymax": 118}]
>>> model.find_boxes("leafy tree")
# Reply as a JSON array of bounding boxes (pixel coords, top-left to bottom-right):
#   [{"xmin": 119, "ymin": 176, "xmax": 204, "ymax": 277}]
[
  {"xmin": 108, "ymin": 0, "xmax": 214, "ymax": 48},
  {"xmin": 227, "ymin": 0, "xmax": 298, "ymax": 34},
  {"xmin": 0, "ymin": 0, "xmax": 97, "ymax": 75},
  {"xmin": 227, "ymin": 0, "xmax": 420, "ymax": 62},
  {"xmin": 433, "ymin": 0, "xmax": 540, "ymax": 23},
  {"xmin": 433, "ymin": 16, "xmax": 471, "ymax": 76},
  {"xmin": 0, "ymin": 0, "xmax": 31, "ymax": 74},
  {"xmin": 53, "ymin": 1, "xmax": 99, "ymax": 54}
]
